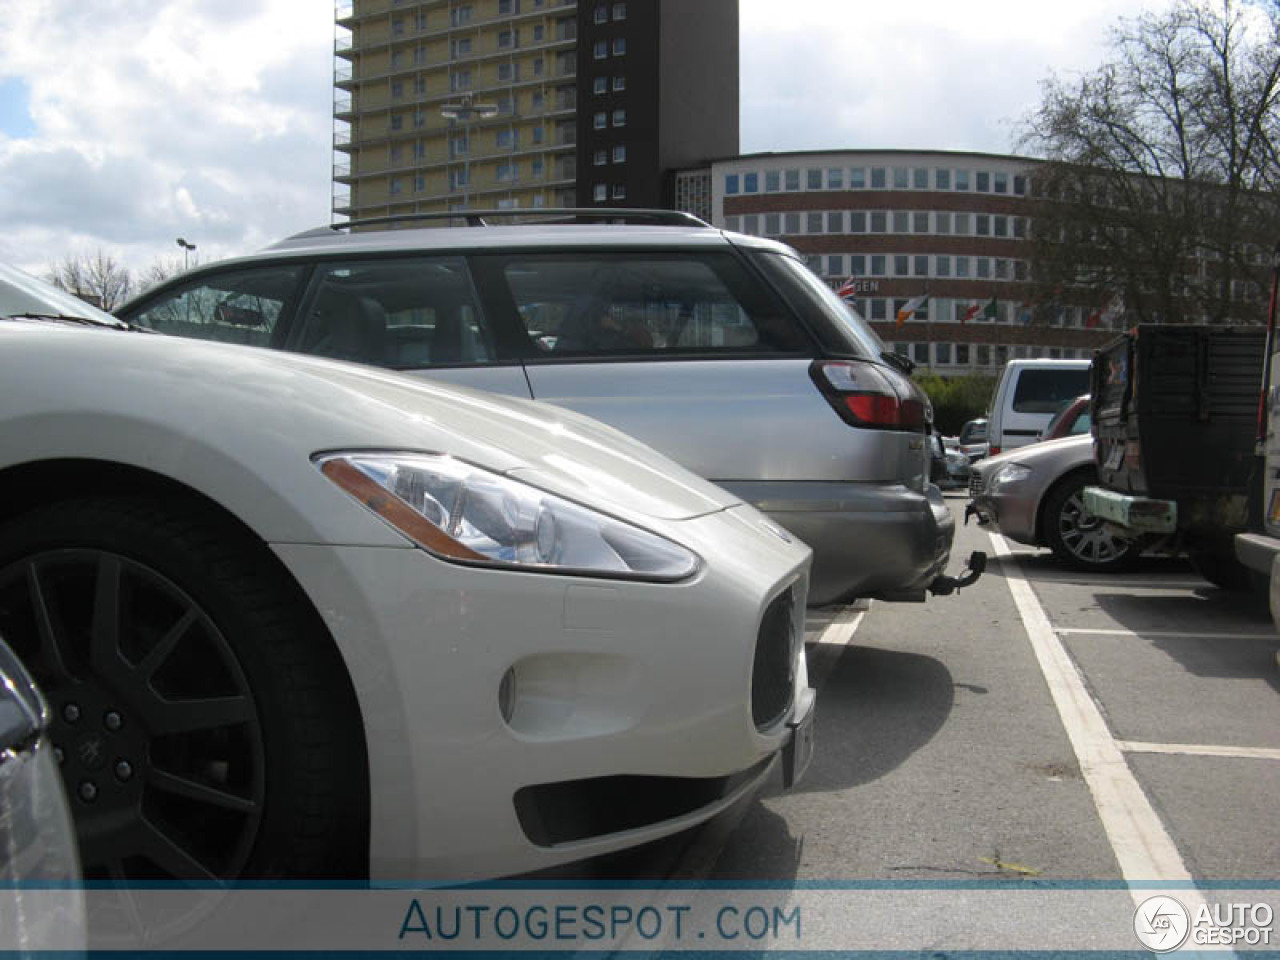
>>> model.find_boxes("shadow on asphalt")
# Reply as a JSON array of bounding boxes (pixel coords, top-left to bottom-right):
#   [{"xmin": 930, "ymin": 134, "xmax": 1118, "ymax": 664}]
[{"xmin": 1091, "ymin": 590, "xmax": 1278, "ymax": 692}]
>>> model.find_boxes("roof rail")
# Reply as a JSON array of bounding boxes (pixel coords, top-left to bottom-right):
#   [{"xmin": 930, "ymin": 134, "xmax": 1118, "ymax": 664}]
[{"xmin": 284, "ymin": 208, "xmax": 711, "ymax": 239}]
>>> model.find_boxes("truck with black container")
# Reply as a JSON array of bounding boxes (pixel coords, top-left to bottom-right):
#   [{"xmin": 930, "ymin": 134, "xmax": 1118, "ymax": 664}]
[{"xmin": 1083, "ymin": 323, "xmax": 1267, "ymax": 589}]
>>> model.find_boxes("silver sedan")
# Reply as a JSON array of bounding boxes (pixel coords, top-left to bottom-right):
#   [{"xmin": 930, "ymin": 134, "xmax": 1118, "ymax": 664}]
[{"xmin": 965, "ymin": 434, "xmax": 1139, "ymax": 570}]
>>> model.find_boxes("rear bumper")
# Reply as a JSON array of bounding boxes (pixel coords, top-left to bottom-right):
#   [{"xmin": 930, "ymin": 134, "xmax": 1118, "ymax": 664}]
[
  {"xmin": 719, "ymin": 480, "xmax": 954, "ymax": 605},
  {"xmin": 1235, "ymin": 532, "xmax": 1280, "ymax": 576}
]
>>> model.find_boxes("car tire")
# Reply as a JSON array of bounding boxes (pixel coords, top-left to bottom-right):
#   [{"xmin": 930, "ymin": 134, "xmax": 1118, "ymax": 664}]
[
  {"xmin": 1186, "ymin": 544, "xmax": 1263, "ymax": 594},
  {"xmin": 1042, "ymin": 471, "xmax": 1139, "ymax": 571},
  {"xmin": 0, "ymin": 496, "xmax": 367, "ymax": 881}
]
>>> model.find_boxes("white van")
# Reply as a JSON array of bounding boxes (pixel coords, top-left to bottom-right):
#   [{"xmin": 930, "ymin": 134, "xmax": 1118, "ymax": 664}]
[{"xmin": 986, "ymin": 358, "xmax": 1091, "ymax": 456}]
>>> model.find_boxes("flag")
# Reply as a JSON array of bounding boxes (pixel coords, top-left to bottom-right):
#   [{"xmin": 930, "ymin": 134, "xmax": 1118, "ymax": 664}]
[
  {"xmin": 1084, "ymin": 308, "xmax": 1103, "ymax": 329},
  {"xmin": 960, "ymin": 295, "xmax": 997, "ymax": 324},
  {"xmin": 835, "ymin": 276, "xmax": 858, "ymax": 299},
  {"xmin": 896, "ymin": 294, "xmax": 928, "ymax": 326}
]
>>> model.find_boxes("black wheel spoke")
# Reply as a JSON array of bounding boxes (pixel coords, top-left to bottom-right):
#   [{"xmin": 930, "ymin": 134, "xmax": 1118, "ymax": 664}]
[
  {"xmin": 25, "ymin": 561, "xmax": 75, "ymax": 682},
  {"xmin": 136, "ymin": 818, "xmax": 219, "ymax": 882},
  {"xmin": 145, "ymin": 694, "xmax": 255, "ymax": 736},
  {"xmin": 138, "ymin": 609, "xmax": 198, "ymax": 680},
  {"xmin": 149, "ymin": 767, "xmax": 257, "ymax": 814},
  {"xmin": 90, "ymin": 554, "xmax": 123, "ymax": 673}
]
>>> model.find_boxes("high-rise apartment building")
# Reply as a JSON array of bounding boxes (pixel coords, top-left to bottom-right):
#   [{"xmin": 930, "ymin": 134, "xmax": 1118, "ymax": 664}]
[{"xmin": 332, "ymin": 0, "xmax": 738, "ymax": 220}]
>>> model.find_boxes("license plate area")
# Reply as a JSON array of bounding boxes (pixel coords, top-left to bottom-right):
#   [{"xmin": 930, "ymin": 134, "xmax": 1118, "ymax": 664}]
[{"xmin": 781, "ymin": 688, "xmax": 816, "ymax": 789}]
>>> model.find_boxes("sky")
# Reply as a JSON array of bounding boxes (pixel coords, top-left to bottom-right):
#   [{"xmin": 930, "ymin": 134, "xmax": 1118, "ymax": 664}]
[{"xmin": 0, "ymin": 0, "xmax": 1178, "ymax": 282}]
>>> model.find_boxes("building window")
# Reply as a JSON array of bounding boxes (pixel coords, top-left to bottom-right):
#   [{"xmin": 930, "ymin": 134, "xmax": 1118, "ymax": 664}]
[
  {"xmin": 935, "ymin": 212, "xmax": 951, "ymax": 234},
  {"xmin": 390, "ymin": 144, "xmax": 403, "ymax": 163},
  {"xmin": 594, "ymin": 76, "xmax": 607, "ymax": 94},
  {"xmin": 994, "ymin": 172, "xmax": 1008, "ymax": 193},
  {"xmin": 594, "ymin": 4, "xmax": 608, "ymax": 23},
  {"xmin": 413, "ymin": 110, "xmax": 425, "ymax": 128},
  {"xmin": 914, "ymin": 255, "xmax": 928, "ymax": 276},
  {"xmin": 870, "ymin": 299, "xmax": 887, "ymax": 320},
  {"xmin": 612, "ymin": 108, "xmax": 625, "ymax": 126},
  {"xmin": 532, "ymin": 157, "xmax": 544, "ymax": 177},
  {"xmin": 912, "ymin": 343, "xmax": 929, "ymax": 364},
  {"xmin": 849, "ymin": 211, "xmax": 866, "ymax": 232},
  {"xmin": 496, "ymin": 162, "xmax": 518, "ymax": 182},
  {"xmin": 913, "ymin": 168, "xmax": 928, "ymax": 189},
  {"xmin": 450, "ymin": 70, "xmax": 472, "ymax": 91},
  {"xmin": 976, "ymin": 257, "xmax": 990, "ymax": 279},
  {"xmin": 827, "ymin": 255, "xmax": 844, "ymax": 276},
  {"xmin": 450, "ymin": 5, "xmax": 472, "ymax": 26},
  {"xmin": 498, "ymin": 0, "xmax": 517, "ymax": 13},
  {"xmin": 870, "ymin": 167, "xmax": 886, "ymax": 189},
  {"xmin": 594, "ymin": 183, "xmax": 607, "ymax": 202},
  {"xmin": 499, "ymin": 62, "xmax": 519, "ymax": 82},
  {"xmin": 389, "ymin": 177, "xmax": 403, "ymax": 195},
  {"xmin": 392, "ymin": 17, "xmax": 404, "ymax": 35},
  {"xmin": 827, "ymin": 167, "xmax": 844, "ymax": 189},
  {"xmin": 743, "ymin": 215, "xmax": 759, "ymax": 234},
  {"xmin": 593, "ymin": 40, "xmax": 607, "ymax": 59},
  {"xmin": 451, "ymin": 37, "xmax": 472, "ymax": 57},
  {"xmin": 784, "ymin": 212, "xmax": 799, "ymax": 233},
  {"xmin": 806, "ymin": 212, "xmax": 822, "ymax": 232},
  {"xmin": 956, "ymin": 344, "xmax": 970, "ymax": 365},
  {"xmin": 725, "ymin": 174, "xmax": 739, "ymax": 195},
  {"xmin": 612, "ymin": 37, "xmax": 626, "ymax": 55},
  {"xmin": 1014, "ymin": 174, "xmax": 1027, "ymax": 195},
  {"xmin": 975, "ymin": 214, "xmax": 990, "ymax": 236},
  {"xmin": 449, "ymin": 167, "xmax": 469, "ymax": 189},
  {"xmin": 531, "ymin": 90, "xmax": 544, "ymax": 109},
  {"xmin": 743, "ymin": 172, "xmax": 758, "ymax": 193},
  {"xmin": 955, "ymin": 169, "xmax": 969, "ymax": 190},
  {"xmin": 894, "ymin": 255, "xmax": 909, "ymax": 276},
  {"xmin": 414, "ymin": 174, "xmax": 426, "ymax": 192},
  {"xmin": 849, "ymin": 167, "xmax": 866, "ymax": 189},
  {"xmin": 870, "ymin": 210, "xmax": 887, "ymax": 232},
  {"xmin": 532, "ymin": 24, "xmax": 544, "ymax": 41},
  {"xmin": 956, "ymin": 256, "xmax": 970, "ymax": 278},
  {"xmin": 912, "ymin": 211, "xmax": 928, "ymax": 233},
  {"xmin": 593, "ymin": 111, "xmax": 606, "ymax": 129},
  {"xmin": 870, "ymin": 255, "xmax": 886, "ymax": 276},
  {"xmin": 613, "ymin": 75, "xmax": 625, "ymax": 90},
  {"xmin": 765, "ymin": 170, "xmax": 780, "ymax": 192},
  {"xmin": 1013, "ymin": 217, "xmax": 1027, "ymax": 238},
  {"xmin": 415, "ymin": 10, "xmax": 426, "ymax": 28},
  {"xmin": 893, "ymin": 167, "xmax": 909, "ymax": 189},
  {"xmin": 765, "ymin": 213, "xmax": 780, "ymax": 235},
  {"xmin": 613, "ymin": 144, "xmax": 626, "ymax": 163},
  {"xmin": 414, "ymin": 75, "xmax": 426, "ymax": 93},
  {"xmin": 935, "ymin": 168, "xmax": 951, "ymax": 190},
  {"xmin": 807, "ymin": 169, "xmax": 822, "ymax": 189},
  {"xmin": 532, "ymin": 57, "xmax": 545, "ymax": 77},
  {"xmin": 613, "ymin": 2, "xmax": 626, "ymax": 18},
  {"xmin": 391, "ymin": 80, "xmax": 403, "ymax": 99},
  {"xmin": 936, "ymin": 256, "xmax": 951, "ymax": 277},
  {"xmin": 995, "ymin": 258, "xmax": 1010, "ymax": 279},
  {"xmin": 390, "ymin": 114, "xmax": 403, "ymax": 131},
  {"xmin": 497, "ymin": 29, "xmax": 516, "ymax": 48},
  {"xmin": 826, "ymin": 211, "xmax": 844, "ymax": 233},
  {"xmin": 935, "ymin": 342, "xmax": 952, "ymax": 365},
  {"xmin": 893, "ymin": 211, "xmax": 908, "ymax": 233},
  {"xmin": 496, "ymin": 128, "xmax": 517, "ymax": 149},
  {"xmin": 594, "ymin": 149, "xmax": 607, "ymax": 165},
  {"xmin": 850, "ymin": 254, "xmax": 866, "ymax": 276},
  {"xmin": 612, "ymin": 183, "xmax": 626, "ymax": 200},
  {"xmin": 976, "ymin": 171, "xmax": 990, "ymax": 192},
  {"xmin": 412, "ymin": 141, "xmax": 425, "ymax": 158},
  {"xmin": 414, "ymin": 45, "xmax": 426, "ymax": 64},
  {"xmin": 994, "ymin": 215, "xmax": 1009, "ymax": 238},
  {"xmin": 785, "ymin": 169, "xmax": 800, "ymax": 191}
]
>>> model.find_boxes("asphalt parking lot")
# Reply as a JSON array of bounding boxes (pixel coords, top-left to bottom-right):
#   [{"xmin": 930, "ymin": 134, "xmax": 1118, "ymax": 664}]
[{"xmin": 568, "ymin": 491, "xmax": 1280, "ymax": 886}]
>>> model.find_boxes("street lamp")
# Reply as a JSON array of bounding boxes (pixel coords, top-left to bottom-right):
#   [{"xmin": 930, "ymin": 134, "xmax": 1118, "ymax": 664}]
[
  {"xmin": 176, "ymin": 237, "xmax": 197, "ymax": 270},
  {"xmin": 440, "ymin": 94, "xmax": 497, "ymax": 210}
]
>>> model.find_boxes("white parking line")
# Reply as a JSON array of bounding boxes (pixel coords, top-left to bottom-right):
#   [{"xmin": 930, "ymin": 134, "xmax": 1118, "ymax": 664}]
[
  {"xmin": 804, "ymin": 603, "xmax": 867, "ymax": 690},
  {"xmin": 988, "ymin": 532, "xmax": 1198, "ymax": 902},
  {"xmin": 1116, "ymin": 740, "xmax": 1280, "ymax": 762},
  {"xmin": 1058, "ymin": 627, "xmax": 1275, "ymax": 641}
]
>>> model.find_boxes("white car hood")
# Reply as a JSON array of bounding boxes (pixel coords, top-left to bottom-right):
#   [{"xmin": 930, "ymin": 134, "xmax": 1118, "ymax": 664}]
[{"xmin": 0, "ymin": 323, "xmax": 739, "ymax": 524}]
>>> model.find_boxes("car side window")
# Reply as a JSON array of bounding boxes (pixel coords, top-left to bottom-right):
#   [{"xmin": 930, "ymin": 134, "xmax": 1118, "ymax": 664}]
[
  {"xmin": 500, "ymin": 254, "xmax": 807, "ymax": 357},
  {"xmin": 126, "ymin": 267, "xmax": 303, "ymax": 346},
  {"xmin": 298, "ymin": 258, "xmax": 491, "ymax": 367}
]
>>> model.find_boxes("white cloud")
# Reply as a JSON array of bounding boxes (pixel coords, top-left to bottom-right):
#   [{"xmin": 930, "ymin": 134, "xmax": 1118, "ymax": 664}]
[{"xmin": 0, "ymin": 0, "xmax": 1180, "ymax": 283}]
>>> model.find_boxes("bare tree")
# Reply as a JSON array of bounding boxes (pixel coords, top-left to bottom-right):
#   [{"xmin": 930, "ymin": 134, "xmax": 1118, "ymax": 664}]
[
  {"xmin": 136, "ymin": 255, "xmax": 192, "ymax": 295},
  {"xmin": 1020, "ymin": 0, "xmax": 1280, "ymax": 325},
  {"xmin": 45, "ymin": 250, "xmax": 134, "ymax": 311}
]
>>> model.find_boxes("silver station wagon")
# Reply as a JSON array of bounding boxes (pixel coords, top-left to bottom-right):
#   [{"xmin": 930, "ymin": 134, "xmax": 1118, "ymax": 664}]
[{"xmin": 118, "ymin": 211, "xmax": 965, "ymax": 606}]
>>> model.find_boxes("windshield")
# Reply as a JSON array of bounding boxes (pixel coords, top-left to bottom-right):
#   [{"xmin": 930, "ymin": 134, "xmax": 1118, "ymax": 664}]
[{"xmin": 0, "ymin": 262, "xmax": 126, "ymax": 328}]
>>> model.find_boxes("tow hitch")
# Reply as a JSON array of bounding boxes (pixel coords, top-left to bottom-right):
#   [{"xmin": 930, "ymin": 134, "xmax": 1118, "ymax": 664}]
[{"xmin": 928, "ymin": 551, "xmax": 987, "ymax": 596}]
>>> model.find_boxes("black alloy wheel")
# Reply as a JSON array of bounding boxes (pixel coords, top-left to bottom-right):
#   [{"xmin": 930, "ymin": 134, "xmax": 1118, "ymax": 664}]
[{"xmin": 0, "ymin": 497, "xmax": 367, "ymax": 881}]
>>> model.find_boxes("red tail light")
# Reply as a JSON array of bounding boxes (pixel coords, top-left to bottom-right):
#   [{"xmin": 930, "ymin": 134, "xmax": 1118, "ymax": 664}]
[
  {"xmin": 989, "ymin": 445, "xmax": 1002, "ymax": 456},
  {"xmin": 810, "ymin": 360, "xmax": 929, "ymax": 431}
]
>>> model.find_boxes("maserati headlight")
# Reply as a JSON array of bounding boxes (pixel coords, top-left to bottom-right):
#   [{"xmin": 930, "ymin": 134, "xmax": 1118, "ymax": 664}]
[
  {"xmin": 989, "ymin": 462, "xmax": 1033, "ymax": 492},
  {"xmin": 317, "ymin": 452, "xmax": 700, "ymax": 582}
]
